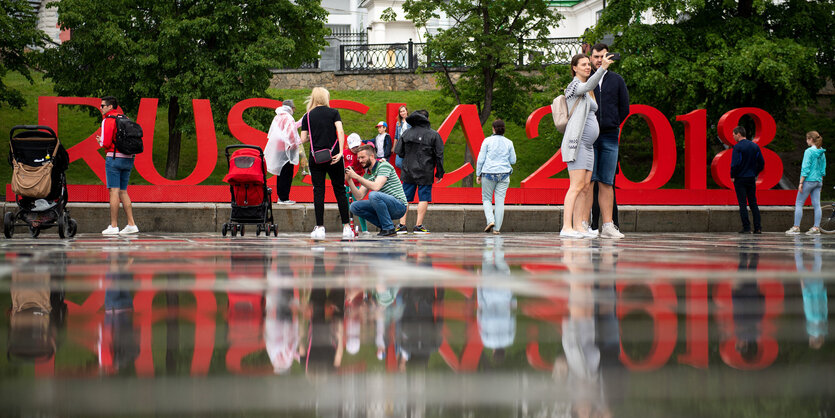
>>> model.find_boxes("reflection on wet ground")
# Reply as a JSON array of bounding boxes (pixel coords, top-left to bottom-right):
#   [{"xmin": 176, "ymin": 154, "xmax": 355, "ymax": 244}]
[{"xmin": 1, "ymin": 233, "xmax": 833, "ymax": 417}]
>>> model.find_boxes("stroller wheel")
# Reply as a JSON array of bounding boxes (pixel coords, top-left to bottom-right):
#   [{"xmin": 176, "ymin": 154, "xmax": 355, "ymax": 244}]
[
  {"xmin": 68, "ymin": 219, "xmax": 78, "ymax": 238},
  {"xmin": 239, "ymin": 225, "xmax": 245, "ymax": 236},
  {"xmin": 58, "ymin": 213, "xmax": 67, "ymax": 239},
  {"xmin": 222, "ymin": 223, "xmax": 229, "ymax": 237},
  {"xmin": 231, "ymin": 224, "xmax": 238, "ymax": 237},
  {"xmin": 29, "ymin": 226, "xmax": 40, "ymax": 238},
  {"xmin": 256, "ymin": 224, "xmax": 263, "ymax": 237},
  {"xmin": 4, "ymin": 212, "xmax": 14, "ymax": 238},
  {"xmin": 271, "ymin": 224, "xmax": 277, "ymax": 237}
]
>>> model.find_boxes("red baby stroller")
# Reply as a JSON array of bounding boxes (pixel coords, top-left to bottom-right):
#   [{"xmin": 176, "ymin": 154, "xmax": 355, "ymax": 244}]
[{"xmin": 222, "ymin": 145, "xmax": 277, "ymax": 237}]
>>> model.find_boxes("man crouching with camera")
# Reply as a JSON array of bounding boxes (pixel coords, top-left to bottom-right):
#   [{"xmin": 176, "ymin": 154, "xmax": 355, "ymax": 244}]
[{"xmin": 345, "ymin": 145, "xmax": 408, "ymax": 237}]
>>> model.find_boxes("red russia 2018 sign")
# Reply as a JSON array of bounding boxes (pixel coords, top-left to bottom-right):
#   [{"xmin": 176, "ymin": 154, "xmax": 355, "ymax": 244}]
[{"xmin": 8, "ymin": 96, "xmax": 795, "ymax": 204}]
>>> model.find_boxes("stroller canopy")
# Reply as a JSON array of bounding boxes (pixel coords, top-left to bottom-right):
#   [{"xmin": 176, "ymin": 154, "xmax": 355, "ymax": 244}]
[{"xmin": 223, "ymin": 148, "xmax": 266, "ymax": 185}]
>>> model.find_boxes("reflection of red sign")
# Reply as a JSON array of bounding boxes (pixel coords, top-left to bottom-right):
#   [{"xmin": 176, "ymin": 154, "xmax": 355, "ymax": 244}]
[
  {"xmin": 24, "ymin": 252, "xmax": 792, "ymax": 376},
  {"xmin": 8, "ymin": 96, "xmax": 795, "ymax": 204}
]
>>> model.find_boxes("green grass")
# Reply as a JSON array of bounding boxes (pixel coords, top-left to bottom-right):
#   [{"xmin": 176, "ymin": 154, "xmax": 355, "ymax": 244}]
[{"xmin": 3, "ymin": 72, "xmax": 833, "ymax": 197}]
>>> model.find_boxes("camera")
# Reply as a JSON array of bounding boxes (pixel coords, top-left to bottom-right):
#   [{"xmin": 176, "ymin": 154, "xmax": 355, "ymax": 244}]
[{"xmin": 609, "ymin": 53, "xmax": 621, "ymax": 61}]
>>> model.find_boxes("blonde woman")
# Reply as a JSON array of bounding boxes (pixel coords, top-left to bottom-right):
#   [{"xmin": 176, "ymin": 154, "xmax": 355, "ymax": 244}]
[
  {"xmin": 787, "ymin": 131, "xmax": 826, "ymax": 235},
  {"xmin": 560, "ymin": 53, "xmax": 613, "ymax": 238},
  {"xmin": 300, "ymin": 87, "xmax": 352, "ymax": 240}
]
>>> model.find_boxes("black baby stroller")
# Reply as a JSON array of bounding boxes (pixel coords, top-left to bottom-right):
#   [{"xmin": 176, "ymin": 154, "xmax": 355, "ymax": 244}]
[
  {"xmin": 221, "ymin": 144, "xmax": 277, "ymax": 237},
  {"xmin": 4, "ymin": 125, "xmax": 77, "ymax": 239}
]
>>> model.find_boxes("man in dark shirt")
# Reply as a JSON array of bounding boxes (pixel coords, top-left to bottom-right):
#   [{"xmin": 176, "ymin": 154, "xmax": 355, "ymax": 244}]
[
  {"xmin": 588, "ymin": 43, "xmax": 630, "ymax": 239},
  {"xmin": 393, "ymin": 110, "xmax": 444, "ymax": 234},
  {"xmin": 730, "ymin": 126, "xmax": 765, "ymax": 233}
]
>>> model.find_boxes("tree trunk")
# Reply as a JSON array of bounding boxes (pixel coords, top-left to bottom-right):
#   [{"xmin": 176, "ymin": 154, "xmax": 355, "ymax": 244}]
[
  {"xmin": 737, "ymin": 0, "xmax": 753, "ymax": 17},
  {"xmin": 165, "ymin": 96, "xmax": 181, "ymax": 179}
]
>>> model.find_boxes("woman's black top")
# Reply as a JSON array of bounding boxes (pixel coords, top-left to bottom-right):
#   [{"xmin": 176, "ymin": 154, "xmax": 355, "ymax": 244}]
[{"xmin": 300, "ymin": 106, "xmax": 342, "ymax": 154}]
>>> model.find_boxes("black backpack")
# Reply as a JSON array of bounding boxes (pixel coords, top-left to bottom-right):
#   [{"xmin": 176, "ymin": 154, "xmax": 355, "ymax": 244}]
[{"xmin": 107, "ymin": 115, "xmax": 144, "ymax": 155}]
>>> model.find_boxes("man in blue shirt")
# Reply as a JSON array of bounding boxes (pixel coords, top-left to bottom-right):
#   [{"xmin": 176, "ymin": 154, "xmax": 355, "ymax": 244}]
[{"xmin": 730, "ymin": 126, "xmax": 765, "ymax": 233}]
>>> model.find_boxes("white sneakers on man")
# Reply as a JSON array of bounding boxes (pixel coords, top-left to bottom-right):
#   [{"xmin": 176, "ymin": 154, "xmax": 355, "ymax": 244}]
[
  {"xmin": 102, "ymin": 225, "xmax": 119, "ymax": 235},
  {"xmin": 310, "ymin": 226, "xmax": 326, "ymax": 240},
  {"xmin": 119, "ymin": 225, "xmax": 139, "ymax": 235},
  {"xmin": 342, "ymin": 224, "xmax": 355, "ymax": 239},
  {"xmin": 600, "ymin": 222, "xmax": 624, "ymax": 239}
]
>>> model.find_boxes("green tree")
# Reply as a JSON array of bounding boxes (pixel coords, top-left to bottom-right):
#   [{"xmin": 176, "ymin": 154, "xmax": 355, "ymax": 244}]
[
  {"xmin": 588, "ymin": 0, "xmax": 832, "ymax": 126},
  {"xmin": 401, "ymin": 0, "xmax": 562, "ymax": 186},
  {"xmin": 40, "ymin": 0, "xmax": 328, "ymax": 178},
  {"xmin": 0, "ymin": 0, "xmax": 49, "ymax": 109}
]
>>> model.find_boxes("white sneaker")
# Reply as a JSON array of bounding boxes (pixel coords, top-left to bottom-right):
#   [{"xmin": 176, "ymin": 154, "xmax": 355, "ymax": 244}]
[
  {"xmin": 278, "ymin": 200, "xmax": 296, "ymax": 205},
  {"xmin": 560, "ymin": 229, "xmax": 584, "ymax": 238},
  {"xmin": 102, "ymin": 225, "xmax": 120, "ymax": 235},
  {"xmin": 600, "ymin": 222, "xmax": 624, "ymax": 239},
  {"xmin": 581, "ymin": 221, "xmax": 599, "ymax": 237},
  {"xmin": 785, "ymin": 226, "xmax": 801, "ymax": 235},
  {"xmin": 342, "ymin": 224, "xmax": 355, "ymax": 239},
  {"xmin": 310, "ymin": 226, "xmax": 326, "ymax": 240},
  {"xmin": 806, "ymin": 227, "xmax": 821, "ymax": 235},
  {"xmin": 119, "ymin": 225, "xmax": 139, "ymax": 235}
]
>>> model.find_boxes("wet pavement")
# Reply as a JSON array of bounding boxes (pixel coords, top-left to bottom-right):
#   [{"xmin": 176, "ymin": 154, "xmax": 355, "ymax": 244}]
[{"xmin": 1, "ymin": 232, "xmax": 833, "ymax": 417}]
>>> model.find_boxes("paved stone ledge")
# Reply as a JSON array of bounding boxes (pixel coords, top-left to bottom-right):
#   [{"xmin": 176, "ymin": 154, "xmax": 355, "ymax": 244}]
[{"xmin": 0, "ymin": 202, "xmax": 817, "ymax": 234}]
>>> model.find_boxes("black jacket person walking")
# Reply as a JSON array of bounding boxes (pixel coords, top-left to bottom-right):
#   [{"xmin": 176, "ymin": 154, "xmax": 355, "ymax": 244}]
[{"xmin": 393, "ymin": 110, "xmax": 444, "ymax": 233}]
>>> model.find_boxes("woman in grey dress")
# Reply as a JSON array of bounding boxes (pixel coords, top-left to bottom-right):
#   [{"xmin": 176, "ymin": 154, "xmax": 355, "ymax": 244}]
[{"xmin": 560, "ymin": 53, "xmax": 613, "ymax": 238}]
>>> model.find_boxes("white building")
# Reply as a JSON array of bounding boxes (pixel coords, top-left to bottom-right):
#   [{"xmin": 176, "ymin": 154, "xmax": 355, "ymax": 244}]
[
  {"xmin": 328, "ymin": 0, "xmax": 609, "ymax": 44},
  {"xmin": 32, "ymin": 0, "xmax": 607, "ymax": 46},
  {"xmin": 30, "ymin": 0, "xmax": 65, "ymax": 46}
]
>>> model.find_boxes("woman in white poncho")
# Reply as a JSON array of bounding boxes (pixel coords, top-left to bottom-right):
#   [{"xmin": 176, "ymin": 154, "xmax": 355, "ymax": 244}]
[{"xmin": 264, "ymin": 100, "xmax": 307, "ymax": 204}]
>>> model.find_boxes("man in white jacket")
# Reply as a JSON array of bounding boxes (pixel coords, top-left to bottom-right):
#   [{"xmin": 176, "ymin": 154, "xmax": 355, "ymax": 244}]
[{"xmin": 265, "ymin": 100, "xmax": 306, "ymax": 204}]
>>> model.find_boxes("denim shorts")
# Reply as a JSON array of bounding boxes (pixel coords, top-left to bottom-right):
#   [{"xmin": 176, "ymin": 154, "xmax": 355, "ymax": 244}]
[
  {"xmin": 591, "ymin": 130, "xmax": 619, "ymax": 185},
  {"xmin": 105, "ymin": 156, "xmax": 134, "ymax": 190},
  {"xmin": 402, "ymin": 183, "xmax": 432, "ymax": 202}
]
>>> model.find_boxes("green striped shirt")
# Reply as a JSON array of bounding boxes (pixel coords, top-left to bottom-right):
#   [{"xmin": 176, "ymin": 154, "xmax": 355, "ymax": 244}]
[{"xmin": 364, "ymin": 160, "xmax": 407, "ymax": 204}]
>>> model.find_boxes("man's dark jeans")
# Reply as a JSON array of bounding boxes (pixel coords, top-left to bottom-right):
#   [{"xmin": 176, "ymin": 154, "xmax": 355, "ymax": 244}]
[{"xmin": 734, "ymin": 177, "xmax": 761, "ymax": 231}]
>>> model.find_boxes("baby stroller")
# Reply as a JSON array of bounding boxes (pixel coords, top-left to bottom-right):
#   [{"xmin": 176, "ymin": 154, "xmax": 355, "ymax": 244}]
[
  {"xmin": 222, "ymin": 144, "xmax": 277, "ymax": 237},
  {"xmin": 4, "ymin": 125, "xmax": 77, "ymax": 239}
]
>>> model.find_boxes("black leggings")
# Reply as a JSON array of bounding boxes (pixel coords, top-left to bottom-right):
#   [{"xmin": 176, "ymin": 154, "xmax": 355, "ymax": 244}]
[
  {"xmin": 276, "ymin": 161, "xmax": 294, "ymax": 201},
  {"xmin": 310, "ymin": 158, "xmax": 350, "ymax": 226}
]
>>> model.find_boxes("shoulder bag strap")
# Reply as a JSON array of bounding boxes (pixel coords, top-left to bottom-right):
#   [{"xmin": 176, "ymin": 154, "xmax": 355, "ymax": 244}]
[
  {"xmin": 307, "ymin": 111, "xmax": 314, "ymax": 150},
  {"xmin": 329, "ymin": 109, "xmax": 339, "ymax": 152},
  {"xmin": 567, "ymin": 96, "xmax": 582, "ymax": 120}
]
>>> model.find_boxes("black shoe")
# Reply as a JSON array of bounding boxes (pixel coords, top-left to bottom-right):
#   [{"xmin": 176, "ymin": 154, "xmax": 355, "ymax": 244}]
[
  {"xmin": 377, "ymin": 229, "xmax": 396, "ymax": 237},
  {"xmin": 413, "ymin": 224, "xmax": 430, "ymax": 234},
  {"xmin": 753, "ymin": 229, "xmax": 762, "ymax": 234},
  {"xmin": 738, "ymin": 229, "xmax": 752, "ymax": 234},
  {"xmin": 395, "ymin": 224, "xmax": 408, "ymax": 234}
]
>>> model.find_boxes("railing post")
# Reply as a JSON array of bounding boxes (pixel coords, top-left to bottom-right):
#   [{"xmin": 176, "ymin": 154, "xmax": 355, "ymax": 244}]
[
  {"xmin": 340, "ymin": 44, "xmax": 345, "ymax": 71},
  {"xmin": 408, "ymin": 39, "xmax": 414, "ymax": 70}
]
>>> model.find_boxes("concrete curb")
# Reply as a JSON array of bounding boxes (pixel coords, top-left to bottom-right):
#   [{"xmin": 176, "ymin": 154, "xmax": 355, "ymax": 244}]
[{"xmin": 1, "ymin": 202, "xmax": 819, "ymax": 234}]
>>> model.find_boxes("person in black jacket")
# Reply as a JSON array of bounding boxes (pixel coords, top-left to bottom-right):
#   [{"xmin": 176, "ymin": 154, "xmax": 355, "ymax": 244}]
[
  {"xmin": 731, "ymin": 126, "xmax": 765, "ymax": 233},
  {"xmin": 393, "ymin": 110, "xmax": 445, "ymax": 234},
  {"xmin": 587, "ymin": 43, "xmax": 630, "ymax": 239}
]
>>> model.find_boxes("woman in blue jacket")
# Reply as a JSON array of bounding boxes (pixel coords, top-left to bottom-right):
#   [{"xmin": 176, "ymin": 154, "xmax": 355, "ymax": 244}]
[
  {"xmin": 476, "ymin": 119, "xmax": 516, "ymax": 234},
  {"xmin": 787, "ymin": 131, "xmax": 826, "ymax": 235}
]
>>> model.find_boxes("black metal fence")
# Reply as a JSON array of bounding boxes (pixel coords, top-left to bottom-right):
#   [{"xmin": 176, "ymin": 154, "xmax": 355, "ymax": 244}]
[
  {"xmin": 340, "ymin": 41, "xmax": 427, "ymax": 71},
  {"xmin": 339, "ymin": 38, "xmax": 583, "ymax": 72}
]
